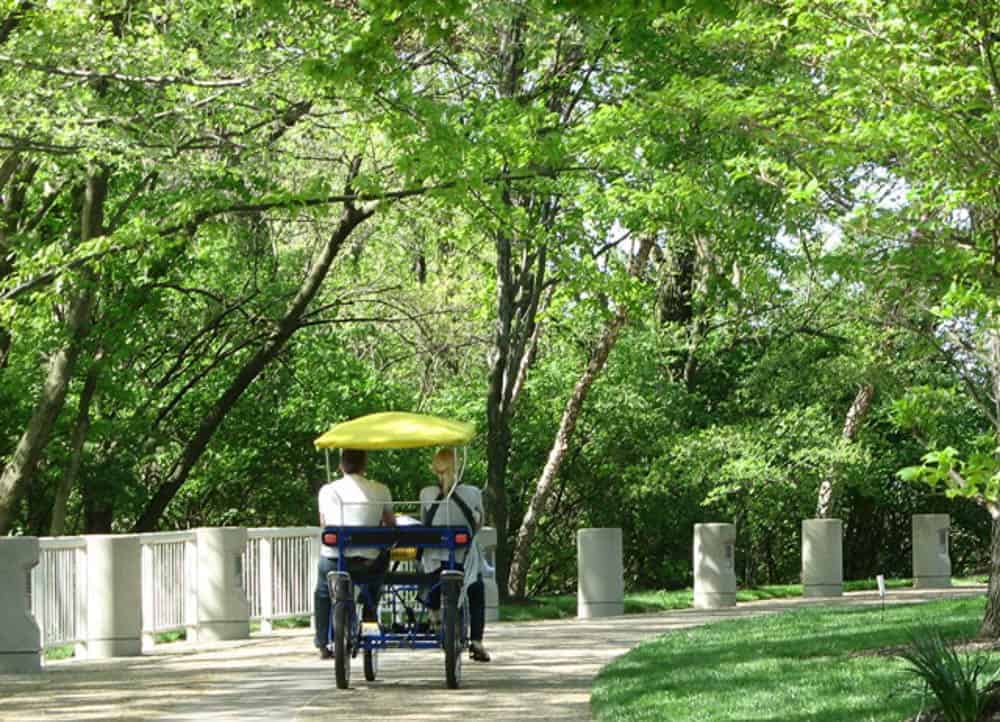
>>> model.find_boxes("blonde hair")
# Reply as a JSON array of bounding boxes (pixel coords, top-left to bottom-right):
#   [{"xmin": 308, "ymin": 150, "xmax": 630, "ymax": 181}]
[{"xmin": 431, "ymin": 448, "xmax": 457, "ymax": 492}]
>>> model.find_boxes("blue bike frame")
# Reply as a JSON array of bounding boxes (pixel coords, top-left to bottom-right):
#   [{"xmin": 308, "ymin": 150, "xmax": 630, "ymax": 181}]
[{"xmin": 322, "ymin": 525, "xmax": 471, "ymax": 652}]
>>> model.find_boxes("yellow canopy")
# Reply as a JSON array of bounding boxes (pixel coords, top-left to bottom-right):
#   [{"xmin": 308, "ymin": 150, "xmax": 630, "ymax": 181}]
[{"xmin": 314, "ymin": 412, "xmax": 475, "ymax": 450}]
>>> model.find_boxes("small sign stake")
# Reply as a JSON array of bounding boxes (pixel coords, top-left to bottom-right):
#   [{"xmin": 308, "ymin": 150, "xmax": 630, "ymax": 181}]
[{"xmin": 876, "ymin": 574, "xmax": 886, "ymax": 621}]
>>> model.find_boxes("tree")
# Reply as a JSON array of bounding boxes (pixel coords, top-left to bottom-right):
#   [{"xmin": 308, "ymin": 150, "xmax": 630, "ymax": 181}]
[
  {"xmin": 508, "ymin": 237, "xmax": 653, "ymax": 598},
  {"xmin": 780, "ymin": 0, "xmax": 1000, "ymax": 634}
]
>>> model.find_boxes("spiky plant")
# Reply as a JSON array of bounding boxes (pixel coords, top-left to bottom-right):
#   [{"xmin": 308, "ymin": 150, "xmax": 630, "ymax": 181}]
[{"xmin": 897, "ymin": 631, "xmax": 999, "ymax": 722}]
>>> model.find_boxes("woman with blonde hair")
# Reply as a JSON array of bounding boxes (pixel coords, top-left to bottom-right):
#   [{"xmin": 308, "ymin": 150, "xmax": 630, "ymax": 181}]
[{"xmin": 419, "ymin": 448, "xmax": 490, "ymax": 662}]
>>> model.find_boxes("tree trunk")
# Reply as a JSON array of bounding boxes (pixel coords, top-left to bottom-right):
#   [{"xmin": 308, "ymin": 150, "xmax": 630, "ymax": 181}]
[
  {"xmin": 507, "ymin": 238, "xmax": 652, "ymax": 598},
  {"xmin": 981, "ymin": 510, "xmax": 1000, "ymax": 638},
  {"xmin": 816, "ymin": 382, "xmax": 875, "ymax": 519},
  {"xmin": 132, "ymin": 196, "xmax": 372, "ymax": 532},
  {"xmin": 486, "ymin": 227, "xmax": 516, "ymax": 599},
  {"xmin": 49, "ymin": 356, "xmax": 101, "ymax": 535},
  {"xmin": 984, "ymin": 328, "xmax": 1000, "ymax": 637},
  {"xmin": 0, "ymin": 170, "xmax": 106, "ymax": 534}
]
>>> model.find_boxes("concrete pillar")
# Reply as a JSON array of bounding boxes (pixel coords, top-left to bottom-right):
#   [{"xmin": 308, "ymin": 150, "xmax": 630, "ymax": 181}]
[
  {"xmin": 913, "ymin": 514, "xmax": 951, "ymax": 589},
  {"xmin": 193, "ymin": 527, "xmax": 250, "ymax": 642},
  {"xmin": 802, "ymin": 519, "xmax": 843, "ymax": 597},
  {"xmin": 577, "ymin": 528, "xmax": 624, "ymax": 619},
  {"xmin": 85, "ymin": 535, "xmax": 142, "ymax": 658},
  {"xmin": 478, "ymin": 527, "xmax": 499, "ymax": 622},
  {"xmin": 693, "ymin": 523, "xmax": 737, "ymax": 609},
  {"xmin": 0, "ymin": 538, "xmax": 42, "ymax": 673}
]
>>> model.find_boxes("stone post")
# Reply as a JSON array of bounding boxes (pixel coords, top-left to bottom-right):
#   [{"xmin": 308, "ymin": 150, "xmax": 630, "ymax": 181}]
[
  {"xmin": 193, "ymin": 527, "xmax": 250, "ymax": 642},
  {"xmin": 86, "ymin": 535, "xmax": 143, "ymax": 658},
  {"xmin": 577, "ymin": 528, "xmax": 624, "ymax": 619},
  {"xmin": 913, "ymin": 514, "xmax": 951, "ymax": 589},
  {"xmin": 0, "ymin": 537, "xmax": 42, "ymax": 673},
  {"xmin": 693, "ymin": 523, "xmax": 737, "ymax": 609},
  {"xmin": 802, "ymin": 519, "xmax": 843, "ymax": 597},
  {"xmin": 478, "ymin": 526, "xmax": 499, "ymax": 622}
]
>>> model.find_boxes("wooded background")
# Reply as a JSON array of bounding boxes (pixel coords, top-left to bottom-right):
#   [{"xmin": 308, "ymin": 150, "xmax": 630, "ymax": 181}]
[{"xmin": 1, "ymin": 0, "xmax": 998, "ymax": 611}]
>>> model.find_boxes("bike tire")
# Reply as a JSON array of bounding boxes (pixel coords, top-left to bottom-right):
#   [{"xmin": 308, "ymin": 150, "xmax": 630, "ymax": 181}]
[
  {"xmin": 443, "ymin": 596, "xmax": 462, "ymax": 689},
  {"xmin": 334, "ymin": 602, "xmax": 352, "ymax": 689}
]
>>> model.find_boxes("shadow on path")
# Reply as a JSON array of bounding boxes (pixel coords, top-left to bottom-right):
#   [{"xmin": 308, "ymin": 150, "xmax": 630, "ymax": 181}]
[{"xmin": 0, "ymin": 587, "xmax": 984, "ymax": 722}]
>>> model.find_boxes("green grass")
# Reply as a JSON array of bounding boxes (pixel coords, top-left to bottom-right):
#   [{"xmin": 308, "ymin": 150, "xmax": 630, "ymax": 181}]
[
  {"xmin": 499, "ymin": 577, "xmax": 987, "ymax": 623},
  {"xmin": 43, "ymin": 628, "xmax": 188, "ymax": 660},
  {"xmin": 591, "ymin": 596, "xmax": 995, "ymax": 722},
  {"xmin": 43, "ymin": 644, "xmax": 76, "ymax": 661},
  {"xmin": 497, "ymin": 587, "xmax": 800, "ymax": 622},
  {"xmin": 250, "ymin": 616, "xmax": 312, "ymax": 633}
]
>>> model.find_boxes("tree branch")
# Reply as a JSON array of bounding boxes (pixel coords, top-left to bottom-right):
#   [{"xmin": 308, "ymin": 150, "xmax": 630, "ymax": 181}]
[
  {"xmin": 1, "ymin": 165, "xmax": 592, "ymax": 302},
  {"xmin": 0, "ymin": 53, "xmax": 253, "ymax": 88}
]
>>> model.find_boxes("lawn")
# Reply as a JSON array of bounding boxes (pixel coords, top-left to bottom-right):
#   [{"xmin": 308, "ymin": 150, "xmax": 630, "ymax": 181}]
[
  {"xmin": 590, "ymin": 596, "xmax": 995, "ymax": 722},
  {"xmin": 498, "ymin": 577, "xmax": 985, "ymax": 622}
]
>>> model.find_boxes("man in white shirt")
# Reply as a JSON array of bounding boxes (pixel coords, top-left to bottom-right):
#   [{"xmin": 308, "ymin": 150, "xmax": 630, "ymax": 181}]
[{"xmin": 314, "ymin": 448, "xmax": 395, "ymax": 659}]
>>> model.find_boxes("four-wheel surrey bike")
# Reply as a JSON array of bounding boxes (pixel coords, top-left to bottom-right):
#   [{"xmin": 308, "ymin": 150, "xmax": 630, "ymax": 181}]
[{"xmin": 314, "ymin": 411, "xmax": 478, "ymax": 690}]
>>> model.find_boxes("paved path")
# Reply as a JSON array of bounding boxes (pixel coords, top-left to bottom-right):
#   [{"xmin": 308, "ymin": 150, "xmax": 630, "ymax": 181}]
[{"xmin": 0, "ymin": 587, "xmax": 985, "ymax": 722}]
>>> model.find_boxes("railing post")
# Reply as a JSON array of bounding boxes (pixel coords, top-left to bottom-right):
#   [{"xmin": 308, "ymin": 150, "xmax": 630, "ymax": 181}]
[
  {"xmin": 185, "ymin": 535, "xmax": 199, "ymax": 640},
  {"xmin": 194, "ymin": 527, "xmax": 250, "ymax": 642},
  {"xmin": 693, "ymin": 523, "xmax": 737, "ymax": 609},
  {"xmin": 309, "ymin": 531, "xmax": 320, "ymax": 632},
  {"xmin": 32, "ymin": 543, "xmax": 47, "ymax": 651},
  {"xmin": 85, "ymin": 535, "xmax": 142, "ymax": 658},
  {"xmin": 577, "ymin": 528, "xmax": 624, "ymax": 619},
  {"xmin": 478, "ymin": 527, "xmax": 499, "ymax": 622},
  {"xmin": 0, "ymin": 537, "xmax": 42, "ymax": 673},
  {"xmin": 802, "ymin": 518, "xmax": 844, "ymax": 598},
  {"xmin": 259, "ymin": 536, "xmax": 274, "ymax": 635},
  {"xmin": 913, "ymin": 514, "xmax": 951, "ymax": 589},
  {"xmin": 141, "ymin": 542, "xmax": 155, "ymax": 650},
  {"xmin": 75, "ymin": 544, "xmax": 88, "ymax": 658}
]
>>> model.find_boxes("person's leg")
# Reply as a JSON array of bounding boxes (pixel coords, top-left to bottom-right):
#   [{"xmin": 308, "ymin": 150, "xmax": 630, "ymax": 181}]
[
  {"xmin": 364, "ymin": 552, "xmax": 389, "ymax": 622},
  {"xmin": 314, "ymin": 556, "xmax": 337, "ymax": 651},
  {"xmin": 346, "ymin": 556, "xmax": 383, "ymax": 623},
  {"xmin": 428, "ymin": 578, "xmax": 442, "ymax": 610},
  {"xmin": 424, "ymin": 567, "xmax": 443, "ymax": 628},
  {"xmin": 468, "ymin": 576, "xmax": 490, "ymax": 661},
  {"xmin": 468, "ymin": 576, "xmax": 486, "ymax": 642}
]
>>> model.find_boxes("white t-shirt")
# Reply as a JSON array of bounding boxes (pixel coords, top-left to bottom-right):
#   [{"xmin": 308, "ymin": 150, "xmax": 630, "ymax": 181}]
[
  {"xmin": 319, "ymin": 474, "xmax": 393, "ymax": 559},
  {"xmin": 419, "ymin": 484, "xmax": 483, "ymax": 568}
]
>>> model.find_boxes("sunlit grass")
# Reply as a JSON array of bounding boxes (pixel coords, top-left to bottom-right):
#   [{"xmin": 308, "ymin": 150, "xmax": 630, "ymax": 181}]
[
  {"xmin": 591, "ymin": 596, "xmax": 993, "ymax": 722},
  {"xmin": 499, "ymin": 577, "xmax": 985, "ymax": 623}
]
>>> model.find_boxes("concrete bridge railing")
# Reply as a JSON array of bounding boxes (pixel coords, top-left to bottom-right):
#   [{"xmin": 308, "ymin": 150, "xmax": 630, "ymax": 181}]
[{"xmin": 1, "ymin": 524, "xmax": 501, "ymax": 672}]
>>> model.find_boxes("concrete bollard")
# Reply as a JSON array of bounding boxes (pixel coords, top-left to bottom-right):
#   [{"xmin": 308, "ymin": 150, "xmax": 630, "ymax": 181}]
[
  {"xmin": 86, "ymin": 535, "xmax": 143, "ymax": 658},
  {"xmin": 193, "ymin": 527, "xmax": 250, "ymax": 642},
  {"xmin": 693, "ymin": 523, "xmax": 737, "ymax": 609},
  {"xmin": 478, "ymin": 527, "xmax": 499, "ymax": 623},
  {"xmin": 577, "ymin": 528, "xmax": 624, "ymax": 619},
  {"xmin": 802, "ymin": 519, "xmax": 843, "ymax": 597},
  {"xmin": 0, "ymin": 537, "xmax": 42, "ymax": 673},
  {"xmin": 913, "ymin": 514, "xmax": 951, "ymax": 589}
]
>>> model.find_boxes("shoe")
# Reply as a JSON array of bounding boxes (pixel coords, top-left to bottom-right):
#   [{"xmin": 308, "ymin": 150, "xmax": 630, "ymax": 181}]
[
  {"xmin": 469, "ymin": 640, "xmax": 491, "ymax": 662},
  {"xmin": 319, "ymin": 646, "xmax": 334, "ymax": 660}
]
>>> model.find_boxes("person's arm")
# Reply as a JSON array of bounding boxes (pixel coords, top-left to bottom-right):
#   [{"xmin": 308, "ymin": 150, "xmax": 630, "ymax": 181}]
[
  {"xmin": 381, "ymin": 488, "xmax": 396, "ymax": 526},
  {"xmin": 470, "ymin": 487, "xmax": 484, "ymax": 532}
]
